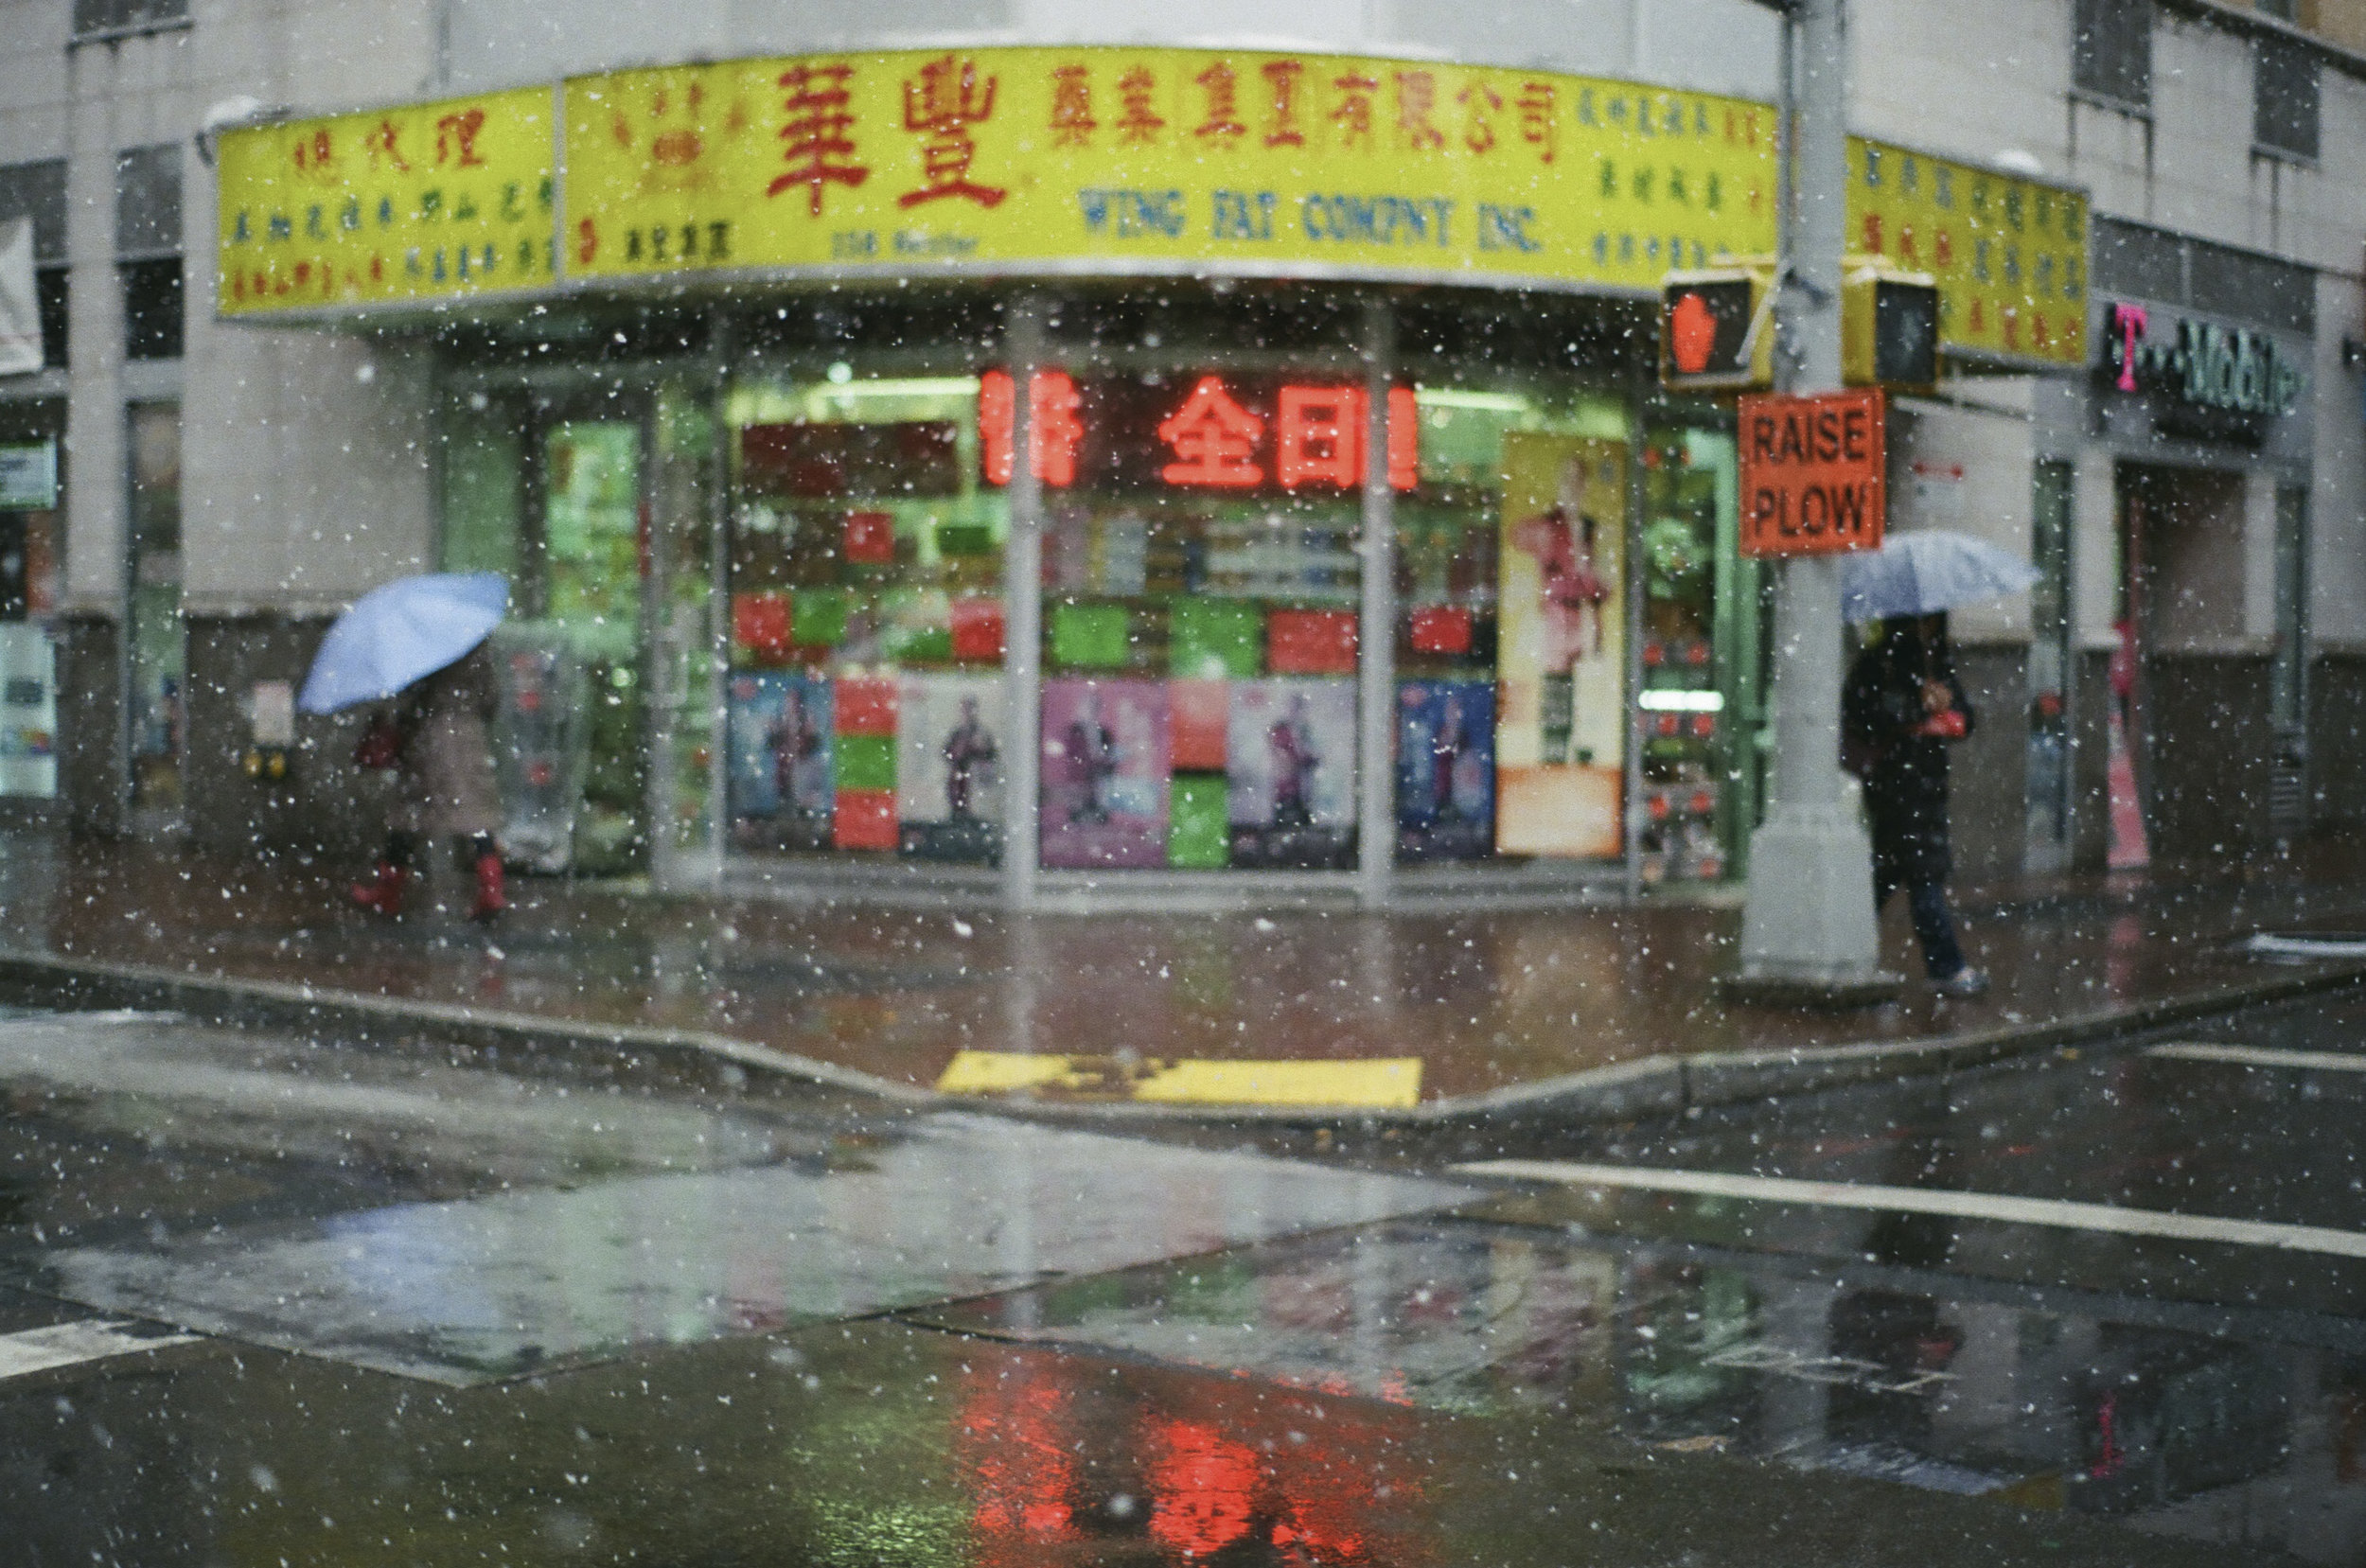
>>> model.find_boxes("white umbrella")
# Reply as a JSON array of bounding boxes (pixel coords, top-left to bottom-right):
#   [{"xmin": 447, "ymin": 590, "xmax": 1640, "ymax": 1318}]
[{"xmin": 1842, "ymin": 531, "xmax": 2040, "ymax": 624}]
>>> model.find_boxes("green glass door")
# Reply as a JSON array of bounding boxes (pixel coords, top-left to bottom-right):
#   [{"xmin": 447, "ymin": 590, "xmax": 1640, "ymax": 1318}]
[{"xmin": 540, "ymin": 420, "xmax": 646, "ymax": 872}]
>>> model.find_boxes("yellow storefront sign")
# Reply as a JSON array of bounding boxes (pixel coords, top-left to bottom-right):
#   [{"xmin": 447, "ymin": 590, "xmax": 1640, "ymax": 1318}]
[
  {"xmin": 212, "ymin": 47, "xmax": 2089, "ymax": 370},
  {"xmin": 562, "ymin": 48, "xmax": 1777, "ymax": 296},
  {"xmin": 216, "ymin": 86, "xmax": 555, "ymax": 315},
  {"xmin": 1846, "ymin": 139, "xmax": 2087, "ymax": 364}
]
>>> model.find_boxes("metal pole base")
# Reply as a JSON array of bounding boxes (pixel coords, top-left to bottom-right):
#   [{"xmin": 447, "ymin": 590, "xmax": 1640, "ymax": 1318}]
[{"xmin": 1723, "ymin": 801, "xmax": 1903, "ymax": 1007}]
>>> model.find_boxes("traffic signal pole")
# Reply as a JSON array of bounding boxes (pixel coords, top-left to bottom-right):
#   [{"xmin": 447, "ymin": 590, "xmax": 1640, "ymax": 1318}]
[{"xmin": 1730, "ymin": 0, "xmax": 1900, "ymax": 1001}]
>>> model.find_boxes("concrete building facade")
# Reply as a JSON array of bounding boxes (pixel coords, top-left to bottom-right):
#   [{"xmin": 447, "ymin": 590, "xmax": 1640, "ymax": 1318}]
[{"xmin": 0, "ymin": 0, "xmax": 2357, "ymax": 903}]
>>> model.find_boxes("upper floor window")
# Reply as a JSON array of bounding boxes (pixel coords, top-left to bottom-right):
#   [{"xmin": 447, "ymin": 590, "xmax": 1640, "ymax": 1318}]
[
  {"xmin": 116, "ymin": 146, "xmax": 183, "ymax": 361},
  {"xmin": 0, "ymin": 161, "xmax": 66, "ymax": 369},
  {"xmin": 2254, "ymin": 34, "xmax": 2321, "ymax": 159},
  {"xmin": 72, "ymin": 0, "xmax": 188, "ymax": 41},
  {"xmin": 2074, "ymin": 0, "xmax": 2154, "ymax": 110}
]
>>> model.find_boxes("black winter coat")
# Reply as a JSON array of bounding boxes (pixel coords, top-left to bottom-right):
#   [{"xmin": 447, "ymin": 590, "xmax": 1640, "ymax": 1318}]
[{"xmin": 1843, "ymin": 633, "xmax": 1974, "ymax": 886}]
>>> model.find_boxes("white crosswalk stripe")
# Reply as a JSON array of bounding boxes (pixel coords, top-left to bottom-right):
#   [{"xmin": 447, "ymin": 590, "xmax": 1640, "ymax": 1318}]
[
  {"xmin": 0, "ymin": 1318, "xmax": 203, "ymax": 1383},
  {"xmin": 2146, "ymin": 1041, "xmax": 2366, "ymax": 1073},
  {"xmin": 1452, "ymin": 1159, "xmax": 2366, "ymax": 1260}
]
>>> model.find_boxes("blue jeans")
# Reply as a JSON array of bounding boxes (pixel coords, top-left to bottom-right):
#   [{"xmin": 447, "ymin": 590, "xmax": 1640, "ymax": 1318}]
[{"xmin": 1877, "ymin": 877, "xmax": 1969, "ymax": 979}]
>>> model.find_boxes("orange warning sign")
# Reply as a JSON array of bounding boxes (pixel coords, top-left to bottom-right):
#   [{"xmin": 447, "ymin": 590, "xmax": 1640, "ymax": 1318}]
[{"xmin": 1738, "ymin": 388, "xmax": 1886, "ymax": 557}]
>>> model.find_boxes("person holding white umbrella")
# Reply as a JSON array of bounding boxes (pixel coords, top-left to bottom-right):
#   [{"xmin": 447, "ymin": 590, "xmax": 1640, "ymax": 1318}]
[
  {"xmin": 1839, "ymin": 531, "xmax": 2039, "ymax": 999},
  {"xmin": 299, "ymin": 573, "xmax": 510, "ymax": 922}
]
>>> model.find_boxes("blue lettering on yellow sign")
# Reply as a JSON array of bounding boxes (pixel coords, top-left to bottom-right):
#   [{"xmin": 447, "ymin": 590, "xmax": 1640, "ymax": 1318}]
[
  {"xmin": 1210, "ymin": 189, "xmax": 1278, "ymax": 242},
  {"xmin": 1078, "ymin": 188, "xmax": 1187, "ymax": 239},
  {"xmin": 1298, "ymin": 194, "xmax": 1455, "ymax": 248}
]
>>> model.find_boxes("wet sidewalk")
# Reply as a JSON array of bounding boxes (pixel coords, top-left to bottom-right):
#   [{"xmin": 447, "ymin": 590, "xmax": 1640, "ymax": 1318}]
[{"xmin": 2, "ymin": 827, "xmax": 2362, "ymax": 1109}]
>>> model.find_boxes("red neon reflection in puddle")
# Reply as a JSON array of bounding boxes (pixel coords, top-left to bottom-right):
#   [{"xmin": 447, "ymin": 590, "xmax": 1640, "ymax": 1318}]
[
  {"xmin": 1148, "ymin": 1417, "xmax": 1262, "ymax": 1556},
  {"xmin": 961, "ymin": 1371, "xmax": 1077, "ymax": 1546},
  {"xmin": 959, "ymin": 1351, "xmax": 1415, "ymax": 1563}
]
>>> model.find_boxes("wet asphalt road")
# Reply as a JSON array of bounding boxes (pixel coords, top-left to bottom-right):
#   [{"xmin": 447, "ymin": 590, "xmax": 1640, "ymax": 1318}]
[{"xmin": 6, "ymin": 993, "xmax": 2366, "ymax": 1564}]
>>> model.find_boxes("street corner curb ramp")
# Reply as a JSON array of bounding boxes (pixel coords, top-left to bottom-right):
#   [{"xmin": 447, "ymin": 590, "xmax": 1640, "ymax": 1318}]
[
  {"xmin": 0, "ymin": 946, "xmax": 2361, "ymax": 1127},
  {"xmin": 0, "ymin": 948, "xmax": 932, "ymax": 1109}
]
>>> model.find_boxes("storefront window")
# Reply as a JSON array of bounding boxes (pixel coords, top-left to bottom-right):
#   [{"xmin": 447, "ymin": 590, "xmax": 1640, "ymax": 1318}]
[
  {"xmin": 722, "ymin": 371, "xmax": 1009, "ymax": 863},
  {"xmin": 650, "ymin": 382, "xmax": 720, "ymax": 870},
  {"xmin": 1039, "ymin": 370, "xmax": 1370, "ymax": 872},
  {"xmin": 1396, "ymin": 382, "xmax": 1633, "ymax": 867},
  {"xmin": 0, "ymin": 433, "xmax": 61, "ymax": 800},
  {"xmin": 1635, "ymin": 428, "xmax": 1736, "ymax": 882},
  {"xmin": 540, "ymin": 420, "xmax": 645, "ymax": 872}
]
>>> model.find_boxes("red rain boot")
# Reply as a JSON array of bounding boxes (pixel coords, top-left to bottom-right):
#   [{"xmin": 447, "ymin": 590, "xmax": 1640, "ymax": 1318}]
[
  {"xmin": 469, "ymin": 852, "xmax": 506, "ymax": 923},
  {"xmin": 351, "ymin": 861, "xmax": 410, "ymax": 916}
]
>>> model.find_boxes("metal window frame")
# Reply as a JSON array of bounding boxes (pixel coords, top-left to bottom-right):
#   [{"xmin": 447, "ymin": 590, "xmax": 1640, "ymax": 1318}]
[
  {"xmin": 2073, "ymin": 0, "xmax": 2156, "ymax": 111},
  {"xmin": 2251, "ymin": 32, "xmax": 2322, "ymax": 162}
]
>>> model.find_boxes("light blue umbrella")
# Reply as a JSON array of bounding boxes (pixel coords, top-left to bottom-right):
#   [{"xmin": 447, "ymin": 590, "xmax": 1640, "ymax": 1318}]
[
  {"xmin": 298, "ymin": 573, "xmax": 508, "ymax": 714},
  {"xmin": 1842, "ymin": 531, "xmax": 2040, "ymax": 624}
]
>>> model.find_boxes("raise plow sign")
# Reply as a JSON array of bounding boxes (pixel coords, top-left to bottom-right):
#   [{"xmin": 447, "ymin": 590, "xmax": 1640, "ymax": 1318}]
[{"xmin": 1736, "ymin": 389, "xmax": 1886, "ymax": 558}]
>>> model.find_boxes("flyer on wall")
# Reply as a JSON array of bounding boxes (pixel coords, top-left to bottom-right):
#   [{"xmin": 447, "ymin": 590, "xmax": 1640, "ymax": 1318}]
[
  {"xmin": 1396, "ymin": 679, "xmax": 1496, "ymax": 863},
  {"xmin": 727, "ymin": 671, "xmax": 835, "ymax": 851},
  {"xmin": 1496, "ymin": 432, "xmax": 1627, "ymax": 859},
  {"xmin": 898, "ymin": 672, "xmax": 1005, "ymax": 864},
  {"xmin": 1226, "ymin": 678, "xmax": 1357, "ymax": 869},
  {"xmin": 1039, "ymin": 678, "xmax": 1171, "ymax": 869}
]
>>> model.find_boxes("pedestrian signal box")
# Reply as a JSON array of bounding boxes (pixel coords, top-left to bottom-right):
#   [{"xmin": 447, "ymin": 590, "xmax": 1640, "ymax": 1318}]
[
  {"xmin": 1843, "ymin": 261, "xmax": 1940, "ymax": 390},
  {"xmin": 1661, "ymin": 266, "xmax": 1773, "ymax": 391}
]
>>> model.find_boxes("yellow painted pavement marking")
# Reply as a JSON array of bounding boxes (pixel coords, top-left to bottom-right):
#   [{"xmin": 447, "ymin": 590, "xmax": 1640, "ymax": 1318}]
[{"xmin": 935, "ymin": 1051, "xmax": 1421, "ymax": 1109}]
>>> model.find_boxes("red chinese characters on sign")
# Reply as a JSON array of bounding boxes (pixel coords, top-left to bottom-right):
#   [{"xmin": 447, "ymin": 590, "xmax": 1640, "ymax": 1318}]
[
  {"xmin": 768, "ymin": 62, "xmax": 869, "ymax": 215},
  {"xmin": 1516, "ymin": 82, "xmax": 1556, "ymax": 163},
  {"xmin": 1261, "ymin": 61, "xmax": 1306, "ymax": 148},
  {"xmin": 1458, "ymin": 82, "xmax": 1503, "ymax": 154},
  {"xmin": 434, "ymin": 108, "xmax": 488, "ymax": 167},
  {"xmin": 901, "ymin": 54, "xmax": 1006, "ymax": 208},
  {"xmin": 1331, "ymin": 73, "xmax": 1378, "ymax": 150},
  {"xmin": 1277, "ymin": 384, "xmax": 1359, "ymax": 487},
  {"xmin": 290, "ymin": 128, "xmax": 339, "ymax": 182},
  {"xmin": 1161, "ymin": 378, "xmax": 1419, "ymax": 492},
  {"xmin": 1395, "ymin": 71, "xmax": 1443, "ymax": 151},
  {"xmin": 1159, "ymin": 378, "xmax": 1266, "ymax": 487},
  {"xmin": 979, "ymin": 368, "xmax": 1086, "ymax": 487},
  {"xmin": 1050, "ymin": 64, "xmax": 1096, "ymax": 148},
  {"xmin": 1116, "ymin": 66, "xmax": 1165, "ymax": 144},
  {"xmin": 362, "ymin": 118, "xmax": 410, "ymax": 172},
  {"xmin": 1194, "ymin": 61, "xmax": 1245, "ymax": 145}
]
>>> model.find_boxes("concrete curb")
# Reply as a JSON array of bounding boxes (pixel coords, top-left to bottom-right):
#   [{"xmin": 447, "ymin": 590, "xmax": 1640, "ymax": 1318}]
[
  {"xmin": 1674, "ymin": 961, "xmax": 2366, "ymax": 1110},
  {"xmin": 0, "ymin": 949, "xmax": 939, "ymax": 1108},
  {"xmin": 0, "ymin": 945, "xmax": 2358, "ymax": 1129}
]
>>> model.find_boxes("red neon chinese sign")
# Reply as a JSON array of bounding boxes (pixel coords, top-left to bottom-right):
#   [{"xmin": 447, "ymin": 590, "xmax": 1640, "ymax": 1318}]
[
  {"xmin": 979, "ymin": 368, "xmax": 1085, "ymax": 485},
  {"xmin": 980, "ymin": 371, "xmax": 1420, "ymax": 494},
  {"xmin": 1157, "ymin": 376, "xmax": 1267, "ymax": 487}
]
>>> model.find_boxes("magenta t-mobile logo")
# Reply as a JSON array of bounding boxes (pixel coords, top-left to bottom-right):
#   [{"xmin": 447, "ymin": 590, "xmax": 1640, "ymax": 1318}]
[{"xmin": 2109, "ymin": 303, "xmax": 2149, "ymax": 391}]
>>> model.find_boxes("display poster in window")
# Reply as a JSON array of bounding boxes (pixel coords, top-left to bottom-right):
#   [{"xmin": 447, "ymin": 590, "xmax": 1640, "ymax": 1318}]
[
  {"xmin": 728, "ymin": 671, "xmax": 834, "ymax": 851},
  {"xmin": 0, "ymin": 441, "xmax": 57, "ymax": 512},
  {"xmin": 897, "ymin": 672, "xmax": 1004, "ymax": 863},
  {"xmin": 1396, "ymin": 679, "xmax": 1495, "ymax": 862},
  {"xmin": 0, "ymin": 220, "xmax": 40, "ymax": 377},
  {"xmin": 1496, "ymin": 433, "xmax": 1625, "ymax": 859},
  {"xmin": 1225, "ymin": 678, "xmax": 1356, "ymax": 869},
  {"xmin": 0, "ymin": 622, "xmax": 57, "ymax": 800},
  {"xmin": 1040, "ymin": 677, "xmax": 1169, "ymax": 869}
]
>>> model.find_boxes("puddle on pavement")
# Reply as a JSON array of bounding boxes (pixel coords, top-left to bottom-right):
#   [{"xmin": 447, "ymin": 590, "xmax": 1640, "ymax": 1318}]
[
  {"xmin": 920, "ymin": 1215, "xmax": 2366, "ymax": 1563},
  {"xmin": 7, "ymin": 1311, "xmax": 2300, "ymax": 1568},
  {"xmin": 26, "ymin": 1114, "xmax": 1470, "ymax": 1385}
]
